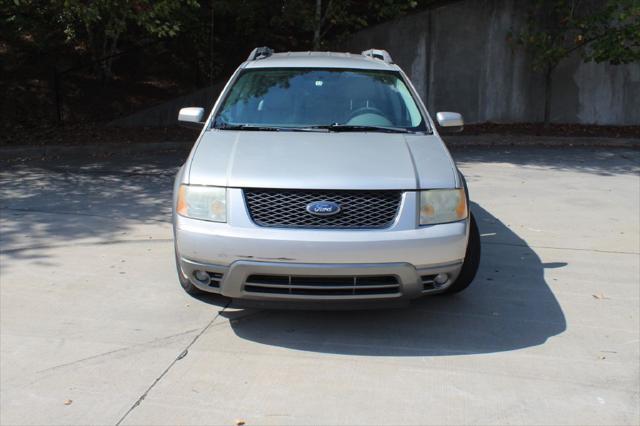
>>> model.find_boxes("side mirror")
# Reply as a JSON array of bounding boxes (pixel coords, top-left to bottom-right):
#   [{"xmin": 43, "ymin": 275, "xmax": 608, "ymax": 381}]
[
  {"xmin": 178, "ymin": 107, "xmax": 205, "ymax": 126},
  {"xmin": 436, "ymin": 112, "xmax": 464, "ymax": 133}
]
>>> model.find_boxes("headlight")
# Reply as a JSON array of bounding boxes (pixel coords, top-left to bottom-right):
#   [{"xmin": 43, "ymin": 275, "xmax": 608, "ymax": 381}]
[
  {"xmin": 176, "ymin": 185, "xmax": 226, "ymax": 222},
  {"xmin": 419, "ymin": 189, "xmax": 467, "ymax": 225}
]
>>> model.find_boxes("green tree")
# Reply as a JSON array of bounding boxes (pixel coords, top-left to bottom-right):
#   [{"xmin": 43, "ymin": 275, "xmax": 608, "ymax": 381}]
[
  {"xmin": 510, "ymin": 0, "xmax": 640, "ymax": 127},
  {"xmin": 59, "ymin": 0, "xmax": 198, "ymax": 79},
  {"xmin": 273, "ymin": 0, "xmax": 421, "ymax": 50}
]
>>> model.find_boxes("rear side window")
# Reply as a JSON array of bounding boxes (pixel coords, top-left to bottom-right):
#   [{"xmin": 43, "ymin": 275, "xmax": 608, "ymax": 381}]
[{"xmin": 214, "ymin": 68, "xmax": 427, "ymax": 131}]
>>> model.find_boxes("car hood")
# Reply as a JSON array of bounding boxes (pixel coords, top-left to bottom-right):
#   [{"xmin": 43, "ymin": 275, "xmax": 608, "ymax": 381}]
[{"xmin": 187, "ymin": 130, "xmax": 457, "ymax": 190}]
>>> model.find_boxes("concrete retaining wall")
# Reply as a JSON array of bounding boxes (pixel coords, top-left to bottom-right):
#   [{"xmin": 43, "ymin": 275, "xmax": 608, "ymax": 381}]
[
  {"xmin": 112, "ymin": 0, "xmax": 639, "ymax": 127},
  {"xmin": 346, "ymin": 0, "xmax": 640, "ymax": 125}
]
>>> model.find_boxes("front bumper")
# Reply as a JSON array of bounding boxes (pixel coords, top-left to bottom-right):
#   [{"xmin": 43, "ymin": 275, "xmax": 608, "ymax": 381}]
[
  {"xmin": 178, "ymin": 257, "xmax": 463, "ymax": 301},
  {"xmin": 175, "ymin": 189, "xmax": 468, "ymax": 302}
]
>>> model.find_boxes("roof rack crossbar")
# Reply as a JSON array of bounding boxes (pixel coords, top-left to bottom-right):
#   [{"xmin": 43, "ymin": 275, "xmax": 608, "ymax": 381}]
[
  {"xmin": 247, "ymin": 46, "xmax": 274, "ymax": 61},
  {"xmin": 361, "ymin": 49, "xmax": 393, "ymax": 64}
]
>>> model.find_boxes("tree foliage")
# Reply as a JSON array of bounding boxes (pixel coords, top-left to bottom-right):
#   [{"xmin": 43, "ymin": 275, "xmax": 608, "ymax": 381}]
[
  {"xmin": 510, "ymin": 0, "xmax": 639, "ymax": 126},
  {"xmin": 269, "ymin": 0, "xmax": 420, "ymax": 49},
  {"xmin": 62, "ymin": 0, "xmax": 199, "ymax": 78},
  {"xmin": 512, "ymin": 0, "xmax": 639, "ymax": 71},
  {"xmin": 583, "ymin": 0, "xmax": 640, "ymax": 64},
  {"xmin": 3, "ymin": 0, "xmax": 433, "ymax": 79},
  {"xmin": 4, "ymin": 0, "xmax": 198, "ymax": 78},
  {"xmin": 1, "ymin": 0, "xmax": 441, "ymax": 125}
]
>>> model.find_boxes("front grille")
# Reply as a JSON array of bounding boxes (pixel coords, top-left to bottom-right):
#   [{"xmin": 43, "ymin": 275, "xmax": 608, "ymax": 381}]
[
  {"xmin": 244, "ymin": 274, "xmax": 401, "ymax": 296},
  {"xmin": 244, "ymin": 189, "xmax": 402, "ymax": 229}
]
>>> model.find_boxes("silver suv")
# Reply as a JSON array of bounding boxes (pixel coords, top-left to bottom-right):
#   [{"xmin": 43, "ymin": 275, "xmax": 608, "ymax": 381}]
[{"xmin": 173, "ymin": 47, "xmax": 480, "ymax": 305}]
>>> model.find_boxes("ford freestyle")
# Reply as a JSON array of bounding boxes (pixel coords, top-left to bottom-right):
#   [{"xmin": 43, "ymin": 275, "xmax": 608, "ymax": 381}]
[{"xmin": 173, "ymin": 47, "xmax": 480, "ymax": 306}]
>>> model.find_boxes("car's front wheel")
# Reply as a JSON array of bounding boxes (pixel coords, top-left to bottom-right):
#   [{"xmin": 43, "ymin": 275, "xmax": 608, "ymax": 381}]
[{"xmin": 442, "ymin": 212, "xmax": 481, "ymax": 294}]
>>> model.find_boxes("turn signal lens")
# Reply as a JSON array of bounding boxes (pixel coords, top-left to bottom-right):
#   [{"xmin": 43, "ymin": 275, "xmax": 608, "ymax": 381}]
[{"xmin": 419, "ymin": 189, "xmax": 467, "ymax": 225}]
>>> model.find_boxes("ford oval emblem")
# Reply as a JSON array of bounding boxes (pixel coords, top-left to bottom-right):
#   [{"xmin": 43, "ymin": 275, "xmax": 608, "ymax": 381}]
[{"xmin": 306, "ymin": 201, "xmax": 341, "ymax": 216}]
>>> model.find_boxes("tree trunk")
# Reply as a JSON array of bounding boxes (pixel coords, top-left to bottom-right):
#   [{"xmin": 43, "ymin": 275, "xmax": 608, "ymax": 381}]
[
  {"xmin": 85, "ymin": 23, "xmax": 103, "ymax": 80},
  {"xmin": 102, "ymin": 31, "xmax": 120, "ymax": 82},
  {"xmin": 87, "ymin": 19, "xmax": 122, "ymax": 82},
  {"xmin": 313, "ymin": 0, "xmax": 322, "ymax": 50},
  {"xmin": 543, "ymin": 65, "xmax": 553, "ymax": 129}
]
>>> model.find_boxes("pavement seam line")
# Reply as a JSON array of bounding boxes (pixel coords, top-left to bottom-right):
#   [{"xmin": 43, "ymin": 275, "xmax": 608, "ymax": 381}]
[
  {"xmin": 482, "ymin": 240, "xmax": 640, "ymax": 255},
  {"xmin": 114, "ymin": 301, "xmax": 230, "ymax": 426},
  {"xmin": 34, "ymin": 328, "xmax": 201, "ymax": 375}
]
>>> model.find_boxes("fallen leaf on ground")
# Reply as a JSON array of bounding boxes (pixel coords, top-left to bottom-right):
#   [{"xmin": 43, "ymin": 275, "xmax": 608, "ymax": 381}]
[
  {"xmin": 235, "ymin": 420, "xmax": 246, "ymax": 426},
  {"xmin": 64, "ymin": 399, "xmax": 72, "ymax": 405},
  {"xmin": 592, "ymin": 293, "xmax": 609, "ymax": 299}
]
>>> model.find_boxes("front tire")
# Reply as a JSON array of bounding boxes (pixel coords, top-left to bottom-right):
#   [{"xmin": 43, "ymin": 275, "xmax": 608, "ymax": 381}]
[{"xmin": 442, "ymin": 212, "xmax": 481, "ymax": 294}]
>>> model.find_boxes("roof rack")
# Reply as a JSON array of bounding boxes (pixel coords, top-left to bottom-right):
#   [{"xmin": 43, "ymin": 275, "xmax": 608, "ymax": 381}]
[
  {"xmin": 361, "ymin": 49, "xmax": 393, "ymax": 64},
  {"xmin": 247, "ymin": 46, "xmax": 274, "ymax": 61}
]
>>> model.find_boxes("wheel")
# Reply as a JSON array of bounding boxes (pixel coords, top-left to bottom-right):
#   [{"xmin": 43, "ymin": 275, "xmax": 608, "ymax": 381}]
[
  {"xmin": 175, "ymin": 249, "xmax": 203, "ymax": 296},
  {"xmin": 442, "ymin": 212, "xmax": 481, "ymax": 294}
]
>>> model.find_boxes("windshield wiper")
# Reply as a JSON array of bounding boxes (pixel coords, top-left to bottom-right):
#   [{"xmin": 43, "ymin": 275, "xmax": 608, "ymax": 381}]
[
  {"xmin": 214, "ymin": 123, "xmax": 283, "ymax": 131},
  {"xmin": 214, "ymin": 123, "xmax": 413, "ymax": 133},
  {"xmin": 306, "ymin": 124, "xmax": 412, "ymax": 133}
]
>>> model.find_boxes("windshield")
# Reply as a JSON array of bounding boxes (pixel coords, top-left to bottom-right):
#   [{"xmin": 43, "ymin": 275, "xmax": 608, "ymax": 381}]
[{"xmin": 213, "ymin": 68, "xmax": 428, "ymax": 132}]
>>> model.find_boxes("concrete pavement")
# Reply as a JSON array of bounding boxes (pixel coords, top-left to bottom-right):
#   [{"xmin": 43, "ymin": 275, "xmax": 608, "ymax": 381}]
[{"xmin": 1, "ymin": 147, "xmax": 638, "ymax": 425}]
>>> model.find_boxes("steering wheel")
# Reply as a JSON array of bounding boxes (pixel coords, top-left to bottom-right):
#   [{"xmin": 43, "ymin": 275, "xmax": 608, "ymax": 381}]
[{"xmin": 345, "ymin": 106, "xmax": 387, "ymax": 123}]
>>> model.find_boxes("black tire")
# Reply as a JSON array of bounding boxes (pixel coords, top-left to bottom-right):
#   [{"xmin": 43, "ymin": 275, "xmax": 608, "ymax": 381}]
[
  {"xmin": 442, "ymin": 212, "xmax": 481, "ymax": 294},
  {"xmin": 175, "ymin": 249, "xmax": 203, "ymax": 296}
]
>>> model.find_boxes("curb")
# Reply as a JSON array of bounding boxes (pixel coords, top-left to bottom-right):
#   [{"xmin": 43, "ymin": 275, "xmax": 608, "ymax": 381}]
[
  {"xmin": 0, "ymin": 141, "xmax": 193, "ymax": 162},
  {"xmin": 443, "ymin": 134, "xmax": 639, "ymax": 148}
]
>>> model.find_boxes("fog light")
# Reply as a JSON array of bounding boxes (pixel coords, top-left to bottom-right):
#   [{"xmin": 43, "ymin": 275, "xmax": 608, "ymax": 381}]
[
  {"xmin": 194, "ymin": 270, "xmax": 210, "ymax": 284},
  {"xmin": 434, "ymin": 273, "xmax": 448, "ymax": 285}
]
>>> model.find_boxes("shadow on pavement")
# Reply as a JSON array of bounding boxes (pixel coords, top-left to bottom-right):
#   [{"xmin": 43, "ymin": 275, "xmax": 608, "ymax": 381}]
[
  {"xmin": 225, "ymin": 203, "xmax": 567, "ymax": 356},
  {"xmin": 450, "ymin": 146, "xmax": 639, "ymax": 177},
  {"xmin": 0, "ymin": 152, "xmax": 188, "ymax": 268}
]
